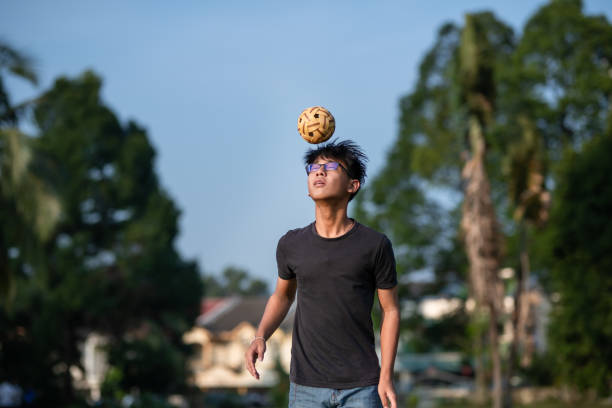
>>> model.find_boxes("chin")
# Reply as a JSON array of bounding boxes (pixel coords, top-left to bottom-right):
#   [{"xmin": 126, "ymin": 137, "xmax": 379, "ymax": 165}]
[{"xmin": 310, "ymin": 193, "xmax": 346, "ymax": 203}]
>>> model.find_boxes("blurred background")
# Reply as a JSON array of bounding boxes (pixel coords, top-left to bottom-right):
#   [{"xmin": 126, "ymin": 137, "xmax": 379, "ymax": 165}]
[{"xmin": 1, "ymin": 0, "xmax": 611, "ymax": 407}]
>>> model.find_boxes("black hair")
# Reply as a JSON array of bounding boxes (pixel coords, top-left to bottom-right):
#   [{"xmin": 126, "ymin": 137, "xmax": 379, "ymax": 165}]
[{"xmin": 304, "ymin": 139, "xmax": 368, "ymax": 201}]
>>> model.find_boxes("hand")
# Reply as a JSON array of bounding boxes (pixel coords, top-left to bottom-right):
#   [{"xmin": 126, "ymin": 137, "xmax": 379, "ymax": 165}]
[
  {"xmin": 378, "ymin": 377, "xmax": 397, "ymax": 408},
  {"xmin": 245, "ymin": 337, "xmax": 266, "ymax": 380}
]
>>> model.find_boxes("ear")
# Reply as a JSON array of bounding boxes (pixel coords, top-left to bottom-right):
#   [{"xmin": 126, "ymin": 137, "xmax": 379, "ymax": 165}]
[{"xmin": 347, "ymin": 179, "xmax": 360, "ymax": 194}]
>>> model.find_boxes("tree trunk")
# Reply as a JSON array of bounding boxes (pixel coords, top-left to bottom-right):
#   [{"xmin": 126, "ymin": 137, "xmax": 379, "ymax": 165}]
[
  {"xmin": 518, "ymin": 225, "xmax": 532, "ymax": 368},
  {"xmin": 461, "ymin": 116, "xmax": 504, "ymax": 408},
  {"xmin": 473, "ymin": 305, "xmax": 489, "ymax": 405},
  {"xmin": 488, "ymin": 296, "xmax": 503, "ymax": 408},
  {"xmin": 504, "ymin": 221, "xmax": 530, "ymax": 407}
]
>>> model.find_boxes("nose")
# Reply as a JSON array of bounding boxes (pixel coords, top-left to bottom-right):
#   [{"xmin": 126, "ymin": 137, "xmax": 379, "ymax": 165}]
[{"xmin": 315, "ymin": 165, "xmax": 326, "ymax": 176}]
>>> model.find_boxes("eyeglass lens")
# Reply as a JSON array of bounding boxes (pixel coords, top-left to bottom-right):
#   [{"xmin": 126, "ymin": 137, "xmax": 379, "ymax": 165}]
[{"xmin": 308, "ymin": 162, "xmax": 340, "ymax": 173}]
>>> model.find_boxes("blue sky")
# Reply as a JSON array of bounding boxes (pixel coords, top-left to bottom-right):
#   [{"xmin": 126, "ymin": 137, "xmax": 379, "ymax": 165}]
[{"xmin": 2, "ymin": 1, "xmax": 611, "ymax": 290}]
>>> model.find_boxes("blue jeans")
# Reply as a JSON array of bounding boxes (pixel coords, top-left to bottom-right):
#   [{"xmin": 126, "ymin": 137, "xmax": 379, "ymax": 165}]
[{"xmin": 288, "ymin": 382, "xmax": 382, "ymax": 408}]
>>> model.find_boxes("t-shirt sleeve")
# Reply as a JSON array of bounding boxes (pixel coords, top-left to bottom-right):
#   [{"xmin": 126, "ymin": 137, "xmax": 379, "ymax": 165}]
[
  {"xmin": 374, "ymin": 235, "xmax": 397, "ymax": 289},
  {"xmin": 276, "ymin": 235, "xmax": 296, "ymax": 280}
]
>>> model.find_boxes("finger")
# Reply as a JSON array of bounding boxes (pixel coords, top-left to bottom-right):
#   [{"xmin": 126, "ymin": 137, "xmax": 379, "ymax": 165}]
[
  {"xmin": 388, "ymin": 391, "xmax": 397, "ymax": 408},
  {"xmin": 378, "ymin": 393, "xmax": 388, "ymax": 408},
  {"xmin": 251, "ymin": 352, "xmax": 260, "ymax": 379},
  {"xmin": 246, "ymin": 349, "xmax": 259, "ymax": 379},
  {"xmin": 245, "ymin": 351, "xmax": 254, "ymax": 376}
]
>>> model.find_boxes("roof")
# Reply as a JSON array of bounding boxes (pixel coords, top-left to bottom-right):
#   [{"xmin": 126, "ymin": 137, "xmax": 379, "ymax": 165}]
[
  {"xmin": 200, "ymin": 298, "xmax": 228, "ymax": 315},
  {"xmin": 196, "ymin": 296, "xmax": 295, "ymax": 334}
]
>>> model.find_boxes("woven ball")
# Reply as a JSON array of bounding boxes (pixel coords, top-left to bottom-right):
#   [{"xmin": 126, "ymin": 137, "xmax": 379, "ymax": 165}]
[{"xmin": 297, "ymin": 106, "xmax": 335, "ymax": 144}]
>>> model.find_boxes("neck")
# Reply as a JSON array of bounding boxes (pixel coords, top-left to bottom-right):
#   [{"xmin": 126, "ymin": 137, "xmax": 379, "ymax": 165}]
[{"xmin": 314, "ymin": 200, "xmax": 354, "ymax": 238}]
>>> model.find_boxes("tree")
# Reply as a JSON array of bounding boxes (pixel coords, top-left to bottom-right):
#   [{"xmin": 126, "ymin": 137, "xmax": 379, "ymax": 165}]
[
  {"xmin": 0, "ymin": 128, "xmax": 61, "ymax": 306},
  {"xmin": 458, "ymin": 13, "xmax": 514, "ymax": 408},
  {"xmin": 356, "ymin": 12, "xmax": 515, "ymax": 407},
  {"xmin": 545, "ymin": 127, "xmax": 612, "ymax": 397},
  {"xmin": 496, "ymin": 2, "xmax": 612, "ymax": 401},
  {"xmin": 502, "ymin": 0, "xmax": 612, "ymax": 285},
  {"xmin": 0, "ymin": 42, "xmax": 37, "ymax": 125},
  {"xmin": 500, "ymin": 115, "xmax": 550, "ymax": 404},
  {"xmin": 203, "ymin": 266, "xmax": 269, "ymax": 297},
  {"xmin": 352, "ymin": 20, "xmax": 463, "ymax": 354},
  {"xmin": 0, "ymin": 42, "xmax": 58, "ymax": 307},
  {"xmin": 510, "ymin": 0, "xmax": 612, "ymax": 155},
  {"xmin": 359, "ymin": 1, "xmax": 612, "ymax": 404},
  {"xmin": 0, "ymin": 70, "xmax": 203, "ymax": 405}
]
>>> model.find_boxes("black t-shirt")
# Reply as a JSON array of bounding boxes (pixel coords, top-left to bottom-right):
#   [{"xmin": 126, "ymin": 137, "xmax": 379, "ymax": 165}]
[{"xmin": 276, "ymin": 220, "xmax": 397, "ymax": 389}]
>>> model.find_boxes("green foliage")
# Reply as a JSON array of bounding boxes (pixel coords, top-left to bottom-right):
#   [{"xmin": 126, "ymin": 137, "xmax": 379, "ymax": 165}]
[
  {"xmin": 0, "ymin": 42, "xmax": 58, "ymax": 303},
  {"xmin": 402, "ymin": 309, "xmax": 471, "ymax": 353},
  {"xmin": 546, "ymin": 132, "xmax": 612, "ymax": 396},
  {"xmin": 0, "ymin": 42, "xmax": 38, "ymax": 125},
  {"xmin": 517, "ymin": 351, "xmax": 557, "ymax": 386},
  {"xmin": 0, "ymin": 128, "xmax": 61, "ymax": 305},
  {"xmin": 354, "ymin": 12, "xmax": 514, "ymax": 356},
  {"xmin": 354, "ymin": 10, "xmax": 514, "ymax": 279},
  {"xmin": 105, "ymin": 321, "xmax": 187, "ymax": 394},
  {"xmin": 101, "ymin": 366, "xmax": 124, "ymax": 402},
  {"xmin": 267, "ymin": 358, "xmax": 289, "ymax": 408},
  {"xmin": 95, "ymin": 392, "xmax": 176, "ymax": 408},
  {"xmin": 132, "ymin": 393, "xmax": 177, "ymax": 408},
  {"xmin": 0, "ymin": 70, "xmax": 203, "ymax": 405},
  {"xmin": 358, "ymin": 3, "xmax": 612, "ymax": 399},
  {"xmin": 510, "ymin": 0, "xmax": 612, "ymax": 152},
  {"xmin": 405, "ymin": 393, "xmax": 419, "ymax": 408},
  {"xmin": 3, "ymin": 2, "xmax": 612, "ymax": 403},
  {"xmin": 202, "ymin": 391, "xmax": 246, "ymax": 408},
  {"xmin": 439, "ymin": 400, "xmax": 611, "ymax": 408}
]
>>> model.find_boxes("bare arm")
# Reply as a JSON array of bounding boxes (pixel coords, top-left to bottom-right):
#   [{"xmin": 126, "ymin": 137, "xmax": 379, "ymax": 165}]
[
  {"xmin": 377, "ymin": 286, "xmax": 400, "ymax": 408},
  {"xmin": 245, "ymin": 277, "xmax": 297, "ymax": 379}
]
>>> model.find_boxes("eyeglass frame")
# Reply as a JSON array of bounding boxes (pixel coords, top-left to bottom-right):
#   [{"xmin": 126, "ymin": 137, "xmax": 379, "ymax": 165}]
[{"xmin": 305, "ymin": 161, "xmax": 350, "ymax": 177}]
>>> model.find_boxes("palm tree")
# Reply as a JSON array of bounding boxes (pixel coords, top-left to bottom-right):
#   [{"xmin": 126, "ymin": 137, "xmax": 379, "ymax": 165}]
[
  {"xmin": 458, "ymin": 14, "xmax": 507, "ymax": 408},
  {"xmin": 357, "ymin": 12, "xmax": 514, "ymax": 406},
  {"xmin": 0, "ymin": 42, "xmax": 38, "ymax": 125},
  {"xmin": 501, "ymin": 115, "xmax": 550, "ymax": 406},
  {"xmin": 0, "ymin": 128, "xmax": 61, "ymax": 306},
  {"xmin": 0, "ymin": 42, "xmax": 60, "ymax": 306}
]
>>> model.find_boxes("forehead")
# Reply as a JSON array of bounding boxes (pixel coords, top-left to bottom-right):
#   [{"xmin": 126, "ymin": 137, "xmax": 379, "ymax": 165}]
[{"xmin": 314, "ymin": 155, "xmax": 342, "ymax": 164}]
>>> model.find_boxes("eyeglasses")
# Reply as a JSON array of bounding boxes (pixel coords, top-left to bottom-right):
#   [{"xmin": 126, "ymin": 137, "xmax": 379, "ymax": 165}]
[{"xmin": 305, "ymin": 161, "xmax": 348, "ymax": 175}]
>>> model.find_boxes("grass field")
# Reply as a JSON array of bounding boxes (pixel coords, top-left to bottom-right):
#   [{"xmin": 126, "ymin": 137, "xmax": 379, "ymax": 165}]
[{"xmin": 430, "ymin": 400, "xmax": 611, "ymax": 408}]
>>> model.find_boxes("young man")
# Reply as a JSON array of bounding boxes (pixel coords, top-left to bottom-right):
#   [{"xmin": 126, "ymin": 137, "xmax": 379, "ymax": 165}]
[{"xmin": 245, "ymin": 140, "xmax": 399, "ymax": 408}]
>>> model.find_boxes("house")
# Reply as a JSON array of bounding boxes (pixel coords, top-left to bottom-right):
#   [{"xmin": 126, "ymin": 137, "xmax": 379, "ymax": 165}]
[
  {"xmin": 401, "ymin": 269, "xmax": 550, "ymax": 358},
  {"xmin": 69, "ymin": 296, "xmax": 293, "ymax": 400},
  {"xmin": 183, "ymin": 296, "xmax": 294, "ymax": 391},
  {"xmin": 71, "ymin": 332, "xmax": 109, "ymax": 401}
]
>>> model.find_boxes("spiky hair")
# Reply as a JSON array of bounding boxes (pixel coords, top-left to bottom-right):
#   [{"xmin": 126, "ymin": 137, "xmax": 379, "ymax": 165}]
[{"xmin": 303, "ymin": 139, "xmax": 368, "ymax": 201}]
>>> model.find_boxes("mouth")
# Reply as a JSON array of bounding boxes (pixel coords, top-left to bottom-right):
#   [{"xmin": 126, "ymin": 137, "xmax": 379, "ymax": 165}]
[{"xmin": 313, "ymin": 179, "xmax": 326, "ymax": 187}]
